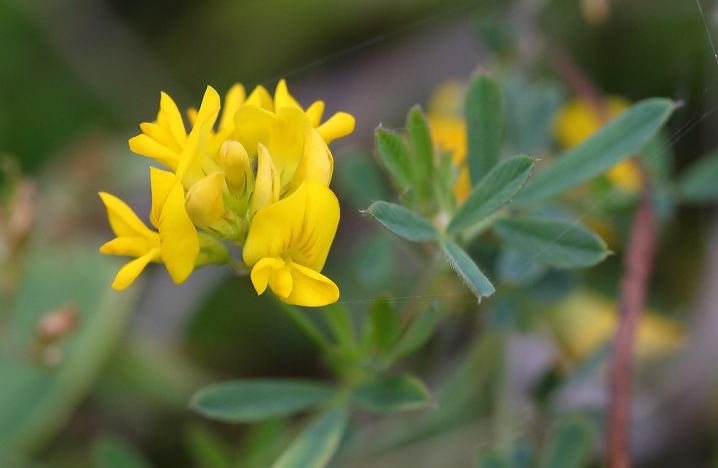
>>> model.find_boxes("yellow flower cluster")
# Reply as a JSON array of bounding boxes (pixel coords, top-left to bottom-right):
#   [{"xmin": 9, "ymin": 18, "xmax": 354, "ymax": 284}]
[
  {"xmin": 550, "ymin": 290, "xmax": 684, "ymax": 363},
  {"xmin": 100, "ymin": 80, "xmax": 355, "ymax": 306},
  {"xmin": 552, "ymin": 96, "xmax": 642, "ymax": 192}
]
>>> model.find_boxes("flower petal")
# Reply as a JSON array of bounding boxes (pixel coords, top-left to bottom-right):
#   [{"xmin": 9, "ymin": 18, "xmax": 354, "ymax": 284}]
[
  {"xmin": 100, "ymin": 236, "xmax": 157, "ymax": 257},
  {"xmin": 158, "ymin": 91, "xmax": 187, "ymax": 148},
  {"xmin": 243, "ymin": 183, "xmax": 306, "ymax": 266},
  {"xmin": 157, "ymin": 172, "xmax": 200, "ymax": 284},
  {"xmin": 218, "ymin": 83, "xmax": 247, "ymax": 132},
  {"xmin": 234, "ymin": 105, "xmax": 276, "ymax": 158},
  {"xmin": 283, "ymin": 261, "xmax": 339, "ymax": 306},
  {"xmin": 128, "ymin": 134, "xmax": 181, "ymax": 171},
  {"xmin": 243, "ymin": 182, "xmax": 339, "ymax": 273},
  {"xmin": 250, "ymin": 256, "xmax": 285, "ymax": 295},
  {"xmin": 268, "ymin": 265, "xmax": 294, "ymax": 299},
  {"xmin": 292, "ymin": 182, "xmax": 339, "ymax": 271},
  {"xmin": 111, "ymin": 248, "xmax": 161, "ymax": 290},
  {"xmin": 99, "ymin": 192, "xmax": 156, "ymax": 239},
  {"xmin": 245, "ymin": 84, "xmax": 274, "ymax": 111},
  {"xmin": 221, "ymin": 140, "xmax": 252, "ymax": 194},
  {"xmin": 185, "ymin": 172, "xmax": 226, "ymax": 227},
  {"xmin": 249, "ymin": 143, "xmax": 280, "ymax": 215},
  {"xmin": 149, "ymin": 168, "xmax": 179, "ymax": 229},
  {"xmin": 316, "ymin": 112, "xmax": 355, "ymax": 144},
  {"xmin": 270, "ymin": 107, "xmax": 311, "ymax": 185},
  {"xmin": 284, "ymin": 127, "xmax": 333, "ymax": 196},
  {"xmin": 305, "ymin": 101, "xmax": 325, "ymax": 128},
  {"xmin": 176, "ymin": 86, "xmax": 222, "ymax": 187},
  {"xmin": 274, "ymin": 79, "xmax": 302, "ymax": 110},
  {"xmin": 139, "ymin": 122, "xmax": 182, "ymax": 153}
]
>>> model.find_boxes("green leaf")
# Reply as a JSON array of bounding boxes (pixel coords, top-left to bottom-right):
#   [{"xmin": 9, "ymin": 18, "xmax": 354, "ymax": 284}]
[
  {"xmin": 495, "ymin": 248, "xmax": 547, "ymax": 286},
  {"xmin": 190, "ymin": 379, "xmax": 337, "ymax": 423},
  {"xmin": 677, "ymin": 150, "xmax": 718, "ymax": 202},
  {"xmin": 514, "ymin": 98, "xmax": 675, "ymax": 206},
  {"xmin": 391, "ymin": 306, "xmax": 438, "ymax": 359},
  {"xmin": 407, "ymin": 106, "xmax": 434, "ymax": 198},
  {"xmin": 475, "ymin": 450, "xmax": 514, "ymax": 468},
  {"xmin": 493, "ymin": 217, "xmax": 607, "ymax": 269},
  {"xmin": 271, "ymin": 409, "xmax": 348, "ymax": 468},
  {"xmin": 362, "ymin": 201, "xmax": 438, "ymax": 242},
  {"xmin": 376, "ymin": 129, "xmax": 412, "ymax": 189},
  {"xmin": 0, "ymin": 243, "xmax": 137, "ymax": 454},
  {"xmin": 367, "ymin": 295, "xmax": 402, "ymax": 353},
  {"xmin": 447, "ymin": 155, "xmax": 534, "ymax": 234},
  {"xmin": 351, "ymin": 375, "xmax": 433, "ymax": 414},
  {"xmin": 441, "ymin": 239, "xmax": 495, "ymax": 299},
  {"xmin": 92, "ymin": 435, "xmax": 153, "ymax": 468},
  {"xmin": 465, "ymin": 73, "xmax": 505, "ymax": 184},
  {"xmin": 539, "ymin": 415, "xmax": 595, "ymax": 468}
]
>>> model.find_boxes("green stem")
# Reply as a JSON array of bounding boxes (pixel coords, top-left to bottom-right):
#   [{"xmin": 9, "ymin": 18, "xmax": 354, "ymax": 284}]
[
  {"xmin": 321, "ymin": 302, "xmax": 355, "ymax": 350},
  {"xmin": 461, "ymin": 208, "xmax": 509, "ymax": 244},
  {"xmin": 270, "ymin": 296, "xmax": 332, "ymax": 354},
  {"xmin": 494, "ymin": 331, "xmax": 513, "ymax": 453}
]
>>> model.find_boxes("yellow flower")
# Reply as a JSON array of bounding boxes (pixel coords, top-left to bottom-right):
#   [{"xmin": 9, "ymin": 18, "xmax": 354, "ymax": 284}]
[
  {"xmin": 550, "ymin": 290, "xmax": 685, "ymax": 362},
  {"xmin": 99, "ymin": 168, "xmax": 199, "ymax": 290},
  {"xmin": 553, "ymin": 96, "xmax": 642, "ymax": 192},
  {"xmin": 128, "ymin": 86, "xmax": 224, "ymax": 192},
  {"xmin": 428, "ymin": 115, "xmax": 471, "ymax": 204},
  {"xmin": 272, "ymin": 79, "xmax": 355, "ymax": 145},
  {"xmin": 242, "ymin": 182, "xmax": 340, "ymax": 306},
  {"xmin": 128, "ymin": 81, "xmax": 353, "ymax": 203},
  {"xmin": 127, "ymin": 92, "xmax": 188, "ymax": 172},
  {"xmin": 426, "ymin": 80, "xmax": 471, "ymax": 204},
  {"xmin": 232, "ymin": 95, "xmax": 339, "ymax": 197}
]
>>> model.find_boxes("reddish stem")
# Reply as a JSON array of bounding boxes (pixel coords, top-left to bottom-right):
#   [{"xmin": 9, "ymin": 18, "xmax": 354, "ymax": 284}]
[{"xmin": 607, "ymin": 182, "xmax": 656, "ymax": 468}]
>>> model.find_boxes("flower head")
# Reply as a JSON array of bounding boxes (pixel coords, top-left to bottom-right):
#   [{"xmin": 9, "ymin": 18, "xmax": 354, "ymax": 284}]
[
  {"xmin": 103, "ymin": 79, "xmax": 351, "ymax": 298},
  {"xmin": 99, "ymin": 168, "xmax": 199, "ymax": 290},
  {"xmin": 242, "ymin": 182, "xmax": 340, "ymax": 306}
]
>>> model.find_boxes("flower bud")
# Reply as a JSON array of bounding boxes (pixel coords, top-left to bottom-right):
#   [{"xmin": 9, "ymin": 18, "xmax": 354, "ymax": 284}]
[
  {"xmin": 185, "ymin": 172, "xmax": 227, "ymax": 227},
  {"xmin": 35, "ymin": 304, "xmax": 78, "ymax": 344},
  {"xmin": 249, "ymin": 144, "xmax": 280, "ymax": 215},
  {"xmin": 220, "ymin": 140, "xmax": 253, "ymax": 196}
]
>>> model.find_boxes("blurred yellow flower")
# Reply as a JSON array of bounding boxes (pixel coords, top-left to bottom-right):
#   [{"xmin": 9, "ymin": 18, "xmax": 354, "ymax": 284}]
[
  {"xmin": 99, "ymin": 168, "xmax": 199, "ymax": 290},
  {"xmin": 550, "ymin": 290, "xmax": 685, "ymax": 362},
  {"xmin": 242, "ymin": 182, "xmax": 340, "ymax": 306},
  {"xmin": 426, "ymin": 80, "xmax": 471, "ymax": 204},
  {"xmin": 553, "ymin": 96, "xmax": 642, "ymax": 192}
]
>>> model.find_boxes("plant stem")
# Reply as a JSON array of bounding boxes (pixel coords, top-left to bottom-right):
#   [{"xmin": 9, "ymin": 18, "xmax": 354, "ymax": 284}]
[
  {"xmin": 270, "ymin": 296, "xmax": 332, "ymax": 354},
  {"xmin": 494, "ymin": 331, "xmax": 513, "ymax": 453},
  {"xmin": 322, "ymin": 302, "xmax": 355, "ymax": 349},
  {"xmin": 607, "ymin": 182, "xmax": 656, "ymax": 468},
  {"xmin": 461, "ymin": 208, "xmax": 508, "ymax": 244}
]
